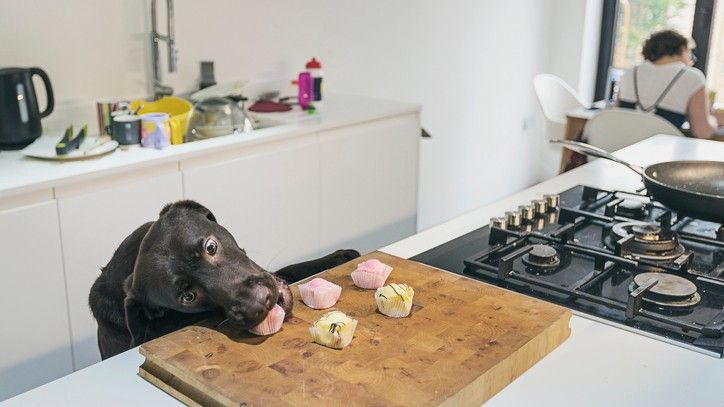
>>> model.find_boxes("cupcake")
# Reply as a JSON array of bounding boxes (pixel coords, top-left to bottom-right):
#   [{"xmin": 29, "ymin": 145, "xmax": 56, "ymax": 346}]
[
  {"xmin": 309, "ymin": 310, "xmax": 358, "ymax": 349},
  {"xmin": 248, "ymin": 304, "xmax": 285, "ymax": 336},
  {"xmin": 375, "ymin": 283, "xmax": 414, "ymax": 318},
  {"xmin": 298, "ymin": 278, "xmax": 342, "ymax": 309},
  {"xmin": 351, "ymin": 259, "xmax": 393, "ymax": 289}
]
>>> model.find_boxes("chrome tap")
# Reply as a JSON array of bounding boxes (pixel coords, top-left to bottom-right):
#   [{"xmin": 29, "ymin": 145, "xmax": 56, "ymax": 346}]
[{"xmin": 151, "ymin": 0, "xmax": 177, "ymax": 99}]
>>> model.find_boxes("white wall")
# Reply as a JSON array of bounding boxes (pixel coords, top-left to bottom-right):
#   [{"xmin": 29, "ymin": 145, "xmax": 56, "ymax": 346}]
[
  {"xmin": 1, "ymin": 0, "xmax": 562, "ymax": 231},
  {"xmin": 546, "ymin": 0, "xmax": 602, "ymax": 104}
]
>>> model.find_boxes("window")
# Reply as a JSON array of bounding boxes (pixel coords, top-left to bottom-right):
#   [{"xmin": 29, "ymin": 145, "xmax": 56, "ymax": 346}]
[
  {"xmin": 708, "ymin": 0, "xmax": 723, "ymax": 105},
  {"xmin": 594, "ymin": 0, "xmax": 720, "ymax": 104},
  {"xmin": 612, "ymin": 0, "xmax": 696, "ymax": 69}
]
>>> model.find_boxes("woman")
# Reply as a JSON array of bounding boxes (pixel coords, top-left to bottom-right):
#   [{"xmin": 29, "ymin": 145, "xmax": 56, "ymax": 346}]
[{"xmin": 617, "ymin": 29, "xmax": 722, "ymax": 139}]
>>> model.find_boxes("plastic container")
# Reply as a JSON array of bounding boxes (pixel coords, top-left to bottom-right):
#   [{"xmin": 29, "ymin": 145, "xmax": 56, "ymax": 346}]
[
  {"xmin": 298, "ymin": 72, "xmax": 313, "ymax": 110},
  {"xmin": 305, "ymin": 57, "xmax": 323, "ymax": 102},
  {"xmin": 130, "ymin": 97, "xmax": 192, "ymax": 145}
]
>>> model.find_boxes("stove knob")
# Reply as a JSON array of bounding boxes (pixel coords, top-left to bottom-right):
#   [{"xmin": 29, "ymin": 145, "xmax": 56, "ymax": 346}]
[
  {"xmin": 544, "ymin": 194, "xmax": 560, "ymax": 209},
  {"xmin": 490, "ymin": 217, "xmax": 507, "ymax": 229},
  {"xmin": 532, "ymin": 199, "xmax": 548, "ymax": 215},
  {"xmin": 518, "ymin": 205, "xmax": 534, "ymax": 221},
  {"xmin": 506, "ymin": 210, "xmax": 522, "ymax": 228}
]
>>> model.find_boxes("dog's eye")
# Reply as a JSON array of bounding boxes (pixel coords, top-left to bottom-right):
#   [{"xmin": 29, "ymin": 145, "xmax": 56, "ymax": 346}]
[
  {"xmin": 180, "ymin": 291, "xmax": 196, "ymax": 304},
  {"xmin": 204, "ymin": 238, "xmax": 218, "ymax": 256}
]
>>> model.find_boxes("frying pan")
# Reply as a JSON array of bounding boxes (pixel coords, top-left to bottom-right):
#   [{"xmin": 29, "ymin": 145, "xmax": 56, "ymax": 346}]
[{"xmin": 552, "ymin": 139, "xmax": 724, "ymax": 223}]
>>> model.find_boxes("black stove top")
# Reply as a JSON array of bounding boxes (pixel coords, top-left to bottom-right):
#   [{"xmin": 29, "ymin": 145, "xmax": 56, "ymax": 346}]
[{"xmin": 412, "ymin": 185, "xmax": 724, "ymax": 357}]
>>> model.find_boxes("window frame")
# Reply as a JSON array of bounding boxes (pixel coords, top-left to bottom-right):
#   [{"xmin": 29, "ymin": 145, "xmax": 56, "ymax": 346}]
[{"xmin": 593, "ymin": 0, "xmax": 716, "ymax": 101}]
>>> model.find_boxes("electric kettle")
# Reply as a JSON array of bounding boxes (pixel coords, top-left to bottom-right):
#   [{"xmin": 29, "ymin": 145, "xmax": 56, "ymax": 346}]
[{"xmin": 0, "ymin": 67, "xmax": 54, "ymax": 150}]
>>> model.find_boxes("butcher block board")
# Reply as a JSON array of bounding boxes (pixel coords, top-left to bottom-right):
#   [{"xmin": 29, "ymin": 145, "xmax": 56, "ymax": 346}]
[{"xmin": 139, "ymin": 252, "xmax": 571, "ymax": 406}]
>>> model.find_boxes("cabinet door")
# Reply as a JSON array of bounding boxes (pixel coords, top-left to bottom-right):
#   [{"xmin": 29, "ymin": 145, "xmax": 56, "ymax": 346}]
[
  {"xmin": 182, "ymin": 136, "xmax": 320, "ymax": 272},
  {"xmin": 56, "ymin": 167, "xmax": 183, "ymax": 369},
  {"xmin": 318, "ymin": 114, "xmax": 419, "ymax": 255},
  {"xmin": 0, "ymin": 201, "xmax": 73, "ymax": 401}
]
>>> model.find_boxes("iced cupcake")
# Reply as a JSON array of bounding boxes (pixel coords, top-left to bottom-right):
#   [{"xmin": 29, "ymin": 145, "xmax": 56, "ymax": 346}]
[
  {"xmin": 309, "ymin": 310, "xmax": 358, "ymax": 349},
  {"xmin": 375, "ymin": 283, "xmax": 414, "ymax": 318},
  {"xmin": 248, "ymin": 304, "xmax": 285, "ymax": 336},
  {"xmin": 298, "ymin": 278, "xmax": 342, "ymax": 309},
  {"xmin": 351, "ymin": 259, "xmax": 393, "ymax": 289}
]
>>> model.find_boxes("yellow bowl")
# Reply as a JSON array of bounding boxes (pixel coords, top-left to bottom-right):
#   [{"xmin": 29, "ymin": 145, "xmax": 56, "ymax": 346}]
[{"xmin": 130, "ymin": 97, "xmax": 192, "ymax": 145}]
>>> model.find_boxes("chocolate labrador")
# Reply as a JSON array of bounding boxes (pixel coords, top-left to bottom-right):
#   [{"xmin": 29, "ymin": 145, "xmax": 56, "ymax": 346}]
[{"xmin": 89, "ymin": 200, "xmax": 359, "ymax": 359}]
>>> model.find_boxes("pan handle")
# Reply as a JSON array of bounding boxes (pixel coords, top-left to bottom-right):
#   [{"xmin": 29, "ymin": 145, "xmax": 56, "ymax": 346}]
[{"xmin": 551, "ymin": 139, "xmax": 644, "ymax": 177}]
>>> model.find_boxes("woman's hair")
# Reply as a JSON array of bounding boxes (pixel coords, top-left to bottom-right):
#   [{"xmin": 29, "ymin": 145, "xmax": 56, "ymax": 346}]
[{"xmin": 641, "ymin": 30, "xmax": 690, "ymax": 61}]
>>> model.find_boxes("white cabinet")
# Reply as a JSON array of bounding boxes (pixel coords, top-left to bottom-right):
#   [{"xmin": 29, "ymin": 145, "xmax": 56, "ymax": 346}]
[
  {"xmin": 182, "ymin": 135, "xmax": 321, "ymax": 271},
  {"xmin": 55, "ymin": 166, "xmax": 183, "ymax": 369},
  {"xmin": 0, "ymin": 200, "xmax": 73, "ymax": 401},
  {"xmin": 318, "ymin": 114, "xmax": 419, "ymax": 254}
]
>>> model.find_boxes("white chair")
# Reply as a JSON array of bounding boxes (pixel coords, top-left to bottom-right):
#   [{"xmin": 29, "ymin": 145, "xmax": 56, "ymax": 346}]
[
  {"xmin": 534, "ymin": 74, "xmax": 589, "ymax": 124},
  {"xmin": 584, "ymin": 108, "xmax": 683, "ymax": 152}
]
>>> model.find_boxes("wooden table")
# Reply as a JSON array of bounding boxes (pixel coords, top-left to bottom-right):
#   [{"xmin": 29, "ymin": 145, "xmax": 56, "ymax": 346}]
[{"xmin": 558, "ymin": 106, "xmax": 599, "ymax": 173}]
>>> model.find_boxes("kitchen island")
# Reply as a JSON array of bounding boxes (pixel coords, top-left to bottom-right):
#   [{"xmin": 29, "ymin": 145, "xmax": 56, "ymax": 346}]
[{"xmin": 4, "ymin": 135, "xmax": 724, "ymax": 406}]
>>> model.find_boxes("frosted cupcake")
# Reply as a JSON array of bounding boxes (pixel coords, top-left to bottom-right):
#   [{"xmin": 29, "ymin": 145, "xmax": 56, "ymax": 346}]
[
  {"xmin": 298, "ymin": 278, "xmax": 342, "ymax": 309},
  {"xmin": 309, "ymin": 310, "xmax": 358, "ymax": 349},
  {"xmin": 351, "ymin": 259, "xmax": 393, "ymax": 289},
  {"xmin": 248, "ymin": 304, "xmax": 285, "ymax": 336},
  {"xmin": 375, "ymin": 283, "xmax": 414, "ymax": 318}
]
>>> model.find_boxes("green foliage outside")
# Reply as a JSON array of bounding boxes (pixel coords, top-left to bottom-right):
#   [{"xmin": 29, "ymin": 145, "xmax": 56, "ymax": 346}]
[{"xmin": 613, "ymin": 0, "xmax": 693, "ymax": 68}]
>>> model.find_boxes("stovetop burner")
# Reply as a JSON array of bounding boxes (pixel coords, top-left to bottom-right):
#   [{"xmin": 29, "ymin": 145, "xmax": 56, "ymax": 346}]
[
  {"xmin": 412, "ymin": 185, "xmax": 724, "ymax": 357},
  {"xmin": 630, "ymin": 272, "xmax": 701, "ymax": 309},
  {"xmin": 522, "ymin": 244, "xmax": 560, "ymax": 271},
  {"xmin": 606, "ymin": 222, "xmax": 686, "ymax": 262},
  {"xmin": 615, "ymin": 199, "xmax": 648, "ymax": 219}
]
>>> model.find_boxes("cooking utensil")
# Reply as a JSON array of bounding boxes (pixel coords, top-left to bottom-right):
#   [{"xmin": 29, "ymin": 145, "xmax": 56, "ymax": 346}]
[
  {"xmin": 551, "ymin": 139, "xmax": 724, "ymax": 222},
  {"xmin": 189, "ymin": 79, "xmax": 248, "ymax": 102},
  {"xmin": 0, "ymin": 67, "xmax": 54, "ymax": 149},
  {"xmin": 96, "ymin": 98, "xmax": 131, "ymax": 137},
  {"xmin": 185, "ymin": 97, "xmax": 253, "ymax": 142},
  {"xmin": 138, "ymin": 252, "xmax": 571, "ymax": 406},
  {"xmin": 55, "ymin": 124, "xmax": 87, "ymax": 155},
  {"xmin": 83, "ymin": 135, "xmax": 113, "ymax": 155}
]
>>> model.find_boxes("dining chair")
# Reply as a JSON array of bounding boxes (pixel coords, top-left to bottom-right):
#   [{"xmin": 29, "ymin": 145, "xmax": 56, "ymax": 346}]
[
  {"xmin": 533, "ymin": 74, "xmax": 589, "ymax": 125},
  {"xmin": 583, "ymin": 108, "xmax": 683, "ymax": 152}
]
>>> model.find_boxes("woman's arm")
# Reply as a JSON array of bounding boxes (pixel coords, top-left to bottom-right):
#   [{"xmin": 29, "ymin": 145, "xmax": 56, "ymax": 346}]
[{"xmin": 687, "ymin": 87, "xmax": 718, "ymax": 138}]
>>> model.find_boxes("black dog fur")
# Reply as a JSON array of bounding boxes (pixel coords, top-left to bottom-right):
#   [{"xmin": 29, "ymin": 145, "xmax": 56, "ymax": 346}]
[{"xmin": 89, "ymin": 200, "xmax": 359, "ymax": 359}]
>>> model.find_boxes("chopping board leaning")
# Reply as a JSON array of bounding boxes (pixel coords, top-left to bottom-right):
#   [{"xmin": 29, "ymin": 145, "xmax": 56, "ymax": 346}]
[{"xmin": 138, "ymin": 252, "xmax": 572, "ymax": 406}]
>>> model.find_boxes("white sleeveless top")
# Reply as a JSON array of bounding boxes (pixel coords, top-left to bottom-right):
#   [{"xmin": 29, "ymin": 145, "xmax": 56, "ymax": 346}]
[{"xmin": 618, "ymin": 61, "xmax": 706, "ymax": 115}]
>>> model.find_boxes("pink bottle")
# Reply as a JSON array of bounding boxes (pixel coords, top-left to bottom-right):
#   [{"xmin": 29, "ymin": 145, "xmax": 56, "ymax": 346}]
[{"xmin": 298, "ymin": 72, "xmax": 313, "ymax": 110}]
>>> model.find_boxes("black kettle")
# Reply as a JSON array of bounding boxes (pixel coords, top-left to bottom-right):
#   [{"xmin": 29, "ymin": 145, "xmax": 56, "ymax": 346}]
[{"xmin": 0, "ymin": 67, "xmax": 54, "ymax": 150}]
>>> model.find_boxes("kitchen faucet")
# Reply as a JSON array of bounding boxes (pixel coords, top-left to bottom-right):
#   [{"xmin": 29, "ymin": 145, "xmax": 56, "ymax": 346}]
[{"xmin": 151, "ymin": 0, "xmax": 177, "ymax": 100}]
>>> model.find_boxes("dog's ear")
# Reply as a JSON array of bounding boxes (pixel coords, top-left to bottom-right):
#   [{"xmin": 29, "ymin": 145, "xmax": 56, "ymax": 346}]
[
  {"xmin": 123, "ymin": 295, "xmax": 150, "ymax": 347},
  {"xmin": 123, "ymin": 293, "xmax": 167, "ymax": 347},
  {"xmin": 160, "ymin": 200, "xmax": 217, "ymax": 223}
]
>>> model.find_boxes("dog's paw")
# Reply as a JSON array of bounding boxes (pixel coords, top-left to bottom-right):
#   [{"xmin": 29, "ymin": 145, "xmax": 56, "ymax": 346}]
[{"xmin": 330, "ymin": 249, "xmax": 361, "ymax": 266}]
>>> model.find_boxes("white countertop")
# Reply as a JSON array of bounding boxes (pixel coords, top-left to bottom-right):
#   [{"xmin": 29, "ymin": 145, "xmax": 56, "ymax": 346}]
[
  {"xmin": 0, "ymin": 94, "xmax": 420, "ymax": 200},
  {"xmin": 5, "ymin": 135, "xmax": 724, "ymax": 406}
]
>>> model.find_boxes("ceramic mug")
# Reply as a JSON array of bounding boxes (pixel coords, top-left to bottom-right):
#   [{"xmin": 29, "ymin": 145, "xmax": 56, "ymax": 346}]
[
  {"xmin": 140, "ymin": 113, "xmax": 171, "ymax": 149},
  {"xmin": 111, "ymin": 114, "xmax": 141, "ymax": 145}
]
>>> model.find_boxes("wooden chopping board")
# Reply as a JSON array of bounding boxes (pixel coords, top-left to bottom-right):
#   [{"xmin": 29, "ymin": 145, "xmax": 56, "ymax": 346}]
[{"xmin": 139, "ymin": 252, "xmax": 571, "ymax": 406}]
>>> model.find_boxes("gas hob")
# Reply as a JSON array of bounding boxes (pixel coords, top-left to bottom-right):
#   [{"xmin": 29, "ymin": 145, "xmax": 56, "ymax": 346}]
[{"xmin": 412, "ymin": 185, "xmax": 724, "ymax": 357}]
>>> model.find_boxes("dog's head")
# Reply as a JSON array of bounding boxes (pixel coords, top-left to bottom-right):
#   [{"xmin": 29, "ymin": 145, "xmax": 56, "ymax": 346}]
[{"xmin": 125, "ymin": 200, "xmax": 293, "ymax": 335}]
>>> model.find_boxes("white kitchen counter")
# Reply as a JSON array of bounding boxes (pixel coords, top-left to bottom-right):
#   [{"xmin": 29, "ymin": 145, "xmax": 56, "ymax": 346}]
[
  {"xmin": 5, "ymin": 135, "xmax": 723, "ymax": 406},
  {"xmin": 0, "ymin": 94, "xmax": 420, "ymax": 200}
]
